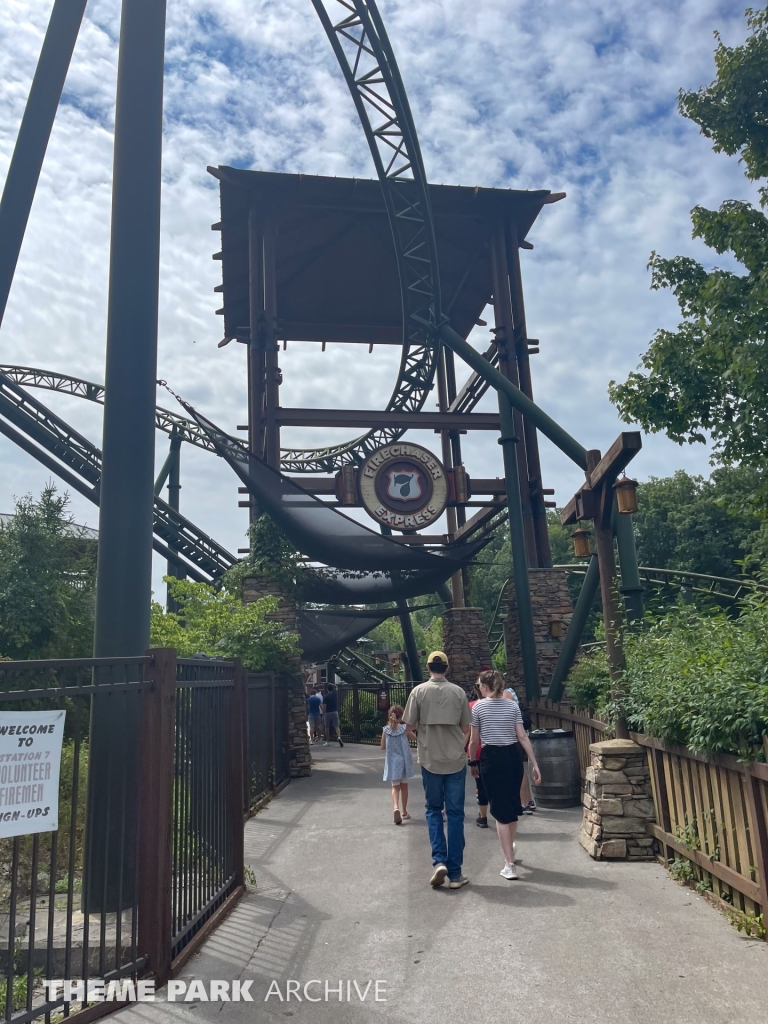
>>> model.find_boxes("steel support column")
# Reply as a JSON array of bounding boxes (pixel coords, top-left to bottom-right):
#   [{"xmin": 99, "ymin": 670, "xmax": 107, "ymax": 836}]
[
  {"xmin": 547, "ymin": 552, "xmax": 600, "ymax": 702},
  {"xmin": 490, "ymin": 222, "xmax": 537, "ymax": 566},
  {"xmin": 436, "ymin": 349, "xmax": 463, "ymax": 606},
  {"xmin": 506, "ymin": 224, "xmax": 552, "ymax": 567},
  {"xmin": 262, "ymin": 223, "xmax": 281, "ymax": 469},
  {"xmin": 498, "ymin": 396, "xmax": 539, "ymax": 699},
  {"xmin": 94, "ymin": 0, "xmax": 167, "ymax": 656},
  {"xmin": 613, "ymin": 506, "xmax": 644, "ymax": 625},
  {"xmin": 0, "ymin": 0, "xmax": 88, "ymax": 329},
  {"xmin": 398, "ymin": 600, "xmax": 423, "ymax": 683},
  {"xmin": 247, "ymin": 209, "xmax": 265, "ymax": 530}
]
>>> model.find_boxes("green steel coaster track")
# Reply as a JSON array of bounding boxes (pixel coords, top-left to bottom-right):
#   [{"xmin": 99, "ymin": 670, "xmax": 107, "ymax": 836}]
[
  {"xmin": 484, "ymin": 566, "xmax": 768, "ymax": 655},
  {"xmin": 281, "ymin": 0, "xmax": 443, "ymax": 473}
]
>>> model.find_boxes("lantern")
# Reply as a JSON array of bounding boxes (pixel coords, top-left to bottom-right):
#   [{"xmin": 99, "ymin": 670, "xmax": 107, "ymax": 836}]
[
  {"xmin": 571, "ymin": 527, "xmax": 592, "ymax": 559},
  {"xmin": 614, "ymin": 475, "xmax": 639, "ymax": 514}
]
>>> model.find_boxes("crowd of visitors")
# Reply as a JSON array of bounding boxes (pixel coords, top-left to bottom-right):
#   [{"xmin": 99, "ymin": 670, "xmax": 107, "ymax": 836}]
[
  {"xmin": 305, "ymin": 681, "xmax": 344, "ymax": 747},
  {"xmin": 307, "ymin": 652, "xmax": 542, "ymax": 886}
]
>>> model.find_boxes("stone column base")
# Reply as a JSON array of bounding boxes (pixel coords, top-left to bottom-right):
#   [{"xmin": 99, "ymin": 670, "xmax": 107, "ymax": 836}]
[
  {"xmin": 579, "ymin": 739, "xmax": 657, "ymax": 860},
  {"xmin": 505, "ymin": 568, "xmax": 574, "ymax": 698},
  {"xmin": 288, "ymin": 679, "xmax": 311, "ymax": 777},
  {"xmin": 441, "ymin": 607, "xmax": 493, "ymax": 692}
]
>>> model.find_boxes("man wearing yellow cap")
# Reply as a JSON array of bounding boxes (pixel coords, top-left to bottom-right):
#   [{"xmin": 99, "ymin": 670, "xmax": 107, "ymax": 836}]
[{"xmin": 403, "ymin": 651, "xmax": 471, "ymax": 889}]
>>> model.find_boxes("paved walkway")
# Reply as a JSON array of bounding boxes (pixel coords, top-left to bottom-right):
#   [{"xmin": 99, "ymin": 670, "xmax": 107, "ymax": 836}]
[{"xmin": 120, "ymin": 744, "xmax": 767, "ymax": 1024}]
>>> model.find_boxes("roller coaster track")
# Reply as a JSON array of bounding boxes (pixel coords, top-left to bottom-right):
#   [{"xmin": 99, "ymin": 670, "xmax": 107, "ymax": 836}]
[
  {"xmin": 484, "ymin": 566, "xmax": 768, "ymax": 653},
  {"xmin": 329, "ymin": 645, "xmax": 401, "ymax": 686},
  {"xmin": 277, "ymin": 0, "xmax": 444, "ymax": 474},
  {"xmin": 0, "ymin": 365, "xmax": 218, "ymax": 454},
  {"xmin": 0, "ymin": 371, "xmax": 236, "ymax": 582}
]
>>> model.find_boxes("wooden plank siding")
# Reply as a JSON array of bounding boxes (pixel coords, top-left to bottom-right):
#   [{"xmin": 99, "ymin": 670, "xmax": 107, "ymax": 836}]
[{"xmin": 527, "ymin": 698, "xmax": 767, "ymax": 918}]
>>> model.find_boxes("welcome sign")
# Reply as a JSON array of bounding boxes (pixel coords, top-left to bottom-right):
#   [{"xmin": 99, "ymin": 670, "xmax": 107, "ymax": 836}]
[{"xmin": 0, "ymin": 710, "xmax": 65, "ymax": 839}]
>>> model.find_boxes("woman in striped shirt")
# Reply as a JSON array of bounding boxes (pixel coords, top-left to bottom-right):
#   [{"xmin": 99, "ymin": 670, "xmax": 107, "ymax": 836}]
[{"xmin": 468, "ymin": 669, "xmax": 541, "ymax": 880}]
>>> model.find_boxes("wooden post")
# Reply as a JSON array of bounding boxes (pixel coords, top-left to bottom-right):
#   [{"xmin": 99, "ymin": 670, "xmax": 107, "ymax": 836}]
[
  {"xmin": 228, "ymin": 661, "xmax": 246, "ymax": 887},
  {"xmin": 586, "ymin": 449, "xmax": 628, "ymax": 739},
  {"xmin": 138, "ymin": 648, "xmax": 176, "ymax": 985},
  {"xmin": 436, "ymin": 343, "xmax": 464, "ymax": 604},
  {"xmin": 744, "ymin": 767, "xmax": 768, "ymax": 911}
]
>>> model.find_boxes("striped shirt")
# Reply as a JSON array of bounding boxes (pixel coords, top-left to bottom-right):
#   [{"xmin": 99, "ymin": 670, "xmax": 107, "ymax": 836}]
[{"xmin": 470, "ymin": 697, "xmax": 523, "ymax": 746}]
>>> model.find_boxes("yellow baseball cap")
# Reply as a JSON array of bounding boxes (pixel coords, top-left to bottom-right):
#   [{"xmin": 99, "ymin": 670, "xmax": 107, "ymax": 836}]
[{"xmin": 427, "ymin": 651, "xmax": 449, "ymax": 667}]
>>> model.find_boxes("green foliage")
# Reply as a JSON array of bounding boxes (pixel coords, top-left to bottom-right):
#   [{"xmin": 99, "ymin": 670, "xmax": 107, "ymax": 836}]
[
  {"xmin": 727, "ymin": 908, "xmax": 766, "ymax": 938},
  {"xmin": 568, "ymin": 589, "xmax": 768, "ymax": 759},
  {"xmin": 669, "ymin": 857, "xmax": 696, "ymax": 883},
  {"xmin": 565, "ymin": 650, "xmax": 611, "ymax": 715},
  {"xmin": 0, "ymin": 486, "xmax": 96, "ymax": 659},
  {"xmin": 150, "ymin": 577, "xmax": 299, "ymax": 671},
  {"xmin": 366, "ymin": 613, "xmax": 443, "ymax": 671},
  {"xmin": 609, "ymin": 6, "xmax": 768, "ymax": 485},
  {"xmin": 633, "ymin": 468, "xmax": 768, "ymax": 576}
]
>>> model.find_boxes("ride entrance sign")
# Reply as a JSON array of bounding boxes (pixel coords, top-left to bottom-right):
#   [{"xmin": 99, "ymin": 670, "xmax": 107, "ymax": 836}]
[
  {"xmin": 360, "ymin": 443, "xmax": 448, "ymax": 531},
  {"xmin": 0, "ymin": 710, "xmax": 65, "ymax": 838}
]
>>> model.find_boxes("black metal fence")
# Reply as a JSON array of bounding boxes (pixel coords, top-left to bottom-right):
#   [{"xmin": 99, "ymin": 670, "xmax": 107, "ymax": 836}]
[
  {"xmin": 336, "ymin": 682, "xmax": 413, "ymax": 745},
  {"xmin": 0, "ymin": 657, "xmax": 149, "ymax": 1024},
  {"xmin": 0, "ymin": 649, "xmax": 292, "ymax": 1024},
  {"xmin": 171, "ymin": 659, "xmax": 239, "ymax": 961},
  {"xmin": 246, "ymin": 674, "xmax": 291, "ymax": 808}
]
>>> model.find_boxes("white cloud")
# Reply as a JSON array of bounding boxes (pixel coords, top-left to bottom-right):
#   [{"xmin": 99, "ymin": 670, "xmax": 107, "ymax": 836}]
[{"xmin": 0, "ymin": 0, "xmax": 755, "ymax": 594}]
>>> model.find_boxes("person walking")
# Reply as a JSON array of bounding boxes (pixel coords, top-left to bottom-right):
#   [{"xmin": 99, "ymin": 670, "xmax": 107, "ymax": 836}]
[
  {"xmin": 322, "ymin": 682, "xmax": 344, "ymax": 747},
  {"xmin": 403, "ymin": 651, "xmax": 471, "ymax": 889},
  {"xmin": 380, "ymin": 704, "xmax": 415, "ymax": 824},
  {"xmin": 467, "ymin": 669, "xmax": 541, "ymax": 880},
  {"xmin": 307, "ymin": 688, "xmax": 323, "ymax": 744},
  {"xmin": 468, "ymin": 683, "xmax": 489, "ymax": 828},
  {"xmin": 503, "ymin": 686, "xmax": 536, "ymax": 814}
]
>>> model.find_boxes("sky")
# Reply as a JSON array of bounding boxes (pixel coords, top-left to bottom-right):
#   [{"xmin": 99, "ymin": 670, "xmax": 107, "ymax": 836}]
[{"xmin": 0, "ymin": 0, "xmax": 759, "ymax": 595}]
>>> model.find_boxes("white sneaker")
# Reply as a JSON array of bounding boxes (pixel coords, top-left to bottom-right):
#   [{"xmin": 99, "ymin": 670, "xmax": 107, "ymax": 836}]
[
  {"xmin": 322, "ymin": 741, "xmax": 329, "ymax": 746},
  {"xmin": 500, "ymin": 863, "xmax": 518, "ymax": 880}
]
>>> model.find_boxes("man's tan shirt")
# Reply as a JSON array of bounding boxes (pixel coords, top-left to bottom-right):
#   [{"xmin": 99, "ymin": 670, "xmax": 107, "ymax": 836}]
[{"xmin": 403, "ymin": 676, "xmax": 470, "ymax": 775}]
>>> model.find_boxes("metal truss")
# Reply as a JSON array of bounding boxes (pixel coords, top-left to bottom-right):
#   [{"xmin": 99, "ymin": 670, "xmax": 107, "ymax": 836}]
[
  {"xmin": 0, "ymin": 365, "xmax": 218, "ymax": 454},
  {"xmin": 0, "ymin": 372, "xmax": 236, "ymax": 581},
  {"xmin": 285, "ymin": 0, "xmax": 444, "ymax": 474}
]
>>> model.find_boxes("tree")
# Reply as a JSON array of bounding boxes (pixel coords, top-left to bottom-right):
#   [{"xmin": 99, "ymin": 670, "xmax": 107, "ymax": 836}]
[
  {"xmin": 0, "ymin": 485, "xmax": 96, "ymax": 659},
  {"xmin": 634, "ymin": 466, "xmax": 768, "ymax": 576},
  {"xmin": 609, "ymin": 6, "xmax": 768, "ymax": 485},
  {"xmin": 149, "ymin": 577, "xmax": 299, "ymax": 671}
]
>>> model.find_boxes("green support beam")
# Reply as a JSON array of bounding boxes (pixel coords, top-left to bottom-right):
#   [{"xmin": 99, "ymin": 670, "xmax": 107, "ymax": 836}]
[{"xmin": 498, "ymin": 395, "xmax": 539, "ymax": 699}]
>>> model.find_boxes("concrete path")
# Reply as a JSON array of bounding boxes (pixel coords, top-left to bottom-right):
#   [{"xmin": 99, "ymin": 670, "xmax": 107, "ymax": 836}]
[{"xmin": 120, "ymin": 744, "xmax": 767, "ymax": 1024}]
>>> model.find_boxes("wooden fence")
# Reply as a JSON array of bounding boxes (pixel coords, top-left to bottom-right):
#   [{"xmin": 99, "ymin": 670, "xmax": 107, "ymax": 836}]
[{"xmin": 528, "ymin": 699, "xmax": 768, "ymax": 921}]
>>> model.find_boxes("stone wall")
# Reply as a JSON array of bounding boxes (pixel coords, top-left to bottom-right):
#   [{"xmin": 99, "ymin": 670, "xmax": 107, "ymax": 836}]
[
  {"xmin": 242, "ymin": 575, "xmax": 311, "ymax": 778},
  {"xmin": 441, "ymin": 607, "xmax": 493, "ymax": 693},
  {"xmin": 505, "ymin": 568, "xmax": 573, "ymax": 698},
  {"xmin": 579, "ymin": 739, "xmax": 657, "ymax": 860}
]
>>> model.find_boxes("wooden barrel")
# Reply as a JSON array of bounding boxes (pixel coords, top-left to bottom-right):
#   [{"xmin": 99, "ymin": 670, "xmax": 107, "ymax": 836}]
[{"xmin": 528, "ymin": 729, "xmax": 581, "ymax": 808}]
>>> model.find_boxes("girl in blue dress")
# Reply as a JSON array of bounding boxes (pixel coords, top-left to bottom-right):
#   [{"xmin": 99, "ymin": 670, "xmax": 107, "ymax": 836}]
[{"xmin": 380, "ymin": 704, "xmax": 415, "ymax": 825}]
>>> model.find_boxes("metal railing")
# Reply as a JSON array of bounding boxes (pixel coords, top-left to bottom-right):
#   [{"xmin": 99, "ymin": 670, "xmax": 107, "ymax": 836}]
[
  {"xmin": 171, "ymin": 660, "xmax": 239, "ymax": 961},
  {"xmin": 0, "ymin": 657, "xmax": 149, "ymax": 1024},
  {"xmin": 335, "ymin": 682, "xmax": 414, "ymax": 745},
  {"xmin": 0, "ymin": 649, "xmax": 293, "ymax": 1019},
  {"xmin": 246, "ymin": 675, "xmax": 290, "ymax": 808}
]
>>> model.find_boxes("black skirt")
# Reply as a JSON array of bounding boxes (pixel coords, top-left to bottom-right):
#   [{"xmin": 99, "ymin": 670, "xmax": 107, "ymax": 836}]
[{"xmin": 479, "ymin": 743, "xmax": 524, "ymax": 824}]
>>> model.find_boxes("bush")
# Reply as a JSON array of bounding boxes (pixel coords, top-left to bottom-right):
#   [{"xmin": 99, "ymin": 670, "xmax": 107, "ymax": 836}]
[{"xmin": 565, "ymin": 589, "xmax": 768, "ymax": 759}]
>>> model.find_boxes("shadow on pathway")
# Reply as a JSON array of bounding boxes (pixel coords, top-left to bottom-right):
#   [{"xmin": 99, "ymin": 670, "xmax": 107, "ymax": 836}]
[{"xmin": 116, "ymin": 743, "xmax": 767, "ymax": 1024}]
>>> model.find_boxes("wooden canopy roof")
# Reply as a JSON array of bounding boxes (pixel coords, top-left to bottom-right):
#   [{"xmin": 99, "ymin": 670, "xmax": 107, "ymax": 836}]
[{"xmin": 210, "ymin": 167, "xmax": 561, "ymax": 345}]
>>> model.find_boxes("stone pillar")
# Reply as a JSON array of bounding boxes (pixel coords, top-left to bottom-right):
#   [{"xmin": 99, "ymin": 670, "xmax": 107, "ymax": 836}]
[
  {"xmin": 579, "ymin": 739, "xmax": 657, "ymax": 860},
  {"xmin": 505, "ymin": 568, "xmax": 573, "ymax": 698},
  {"xmin": 243, "ymin": 575, "xmax": 311, "ymax": 778},
  {"xmin": 442, "ymin": 606, "xmax": 493, "ymax": 692}
]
